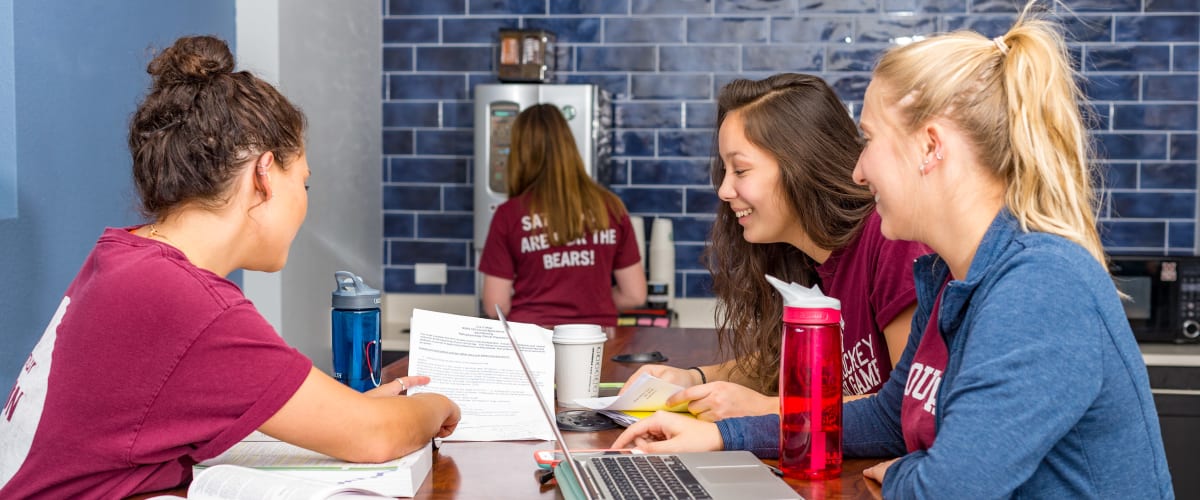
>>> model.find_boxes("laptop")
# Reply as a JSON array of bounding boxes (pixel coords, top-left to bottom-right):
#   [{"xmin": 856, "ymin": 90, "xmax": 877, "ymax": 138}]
[{"xmin": 494, "ymin": 306, "xmax": 802, "ymax": 500}]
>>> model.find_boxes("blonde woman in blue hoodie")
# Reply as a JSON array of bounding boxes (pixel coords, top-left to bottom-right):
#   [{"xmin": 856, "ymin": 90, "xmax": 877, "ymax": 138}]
[{"xmin": 611, "ymin": 3, "xmax": 1174, "ymax": 498}]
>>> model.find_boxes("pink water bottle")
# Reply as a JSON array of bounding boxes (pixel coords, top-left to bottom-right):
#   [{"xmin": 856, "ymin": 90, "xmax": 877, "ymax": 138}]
[{"xmin": 768, "ymin": 275, "xmax": 843, "ymax": 480}]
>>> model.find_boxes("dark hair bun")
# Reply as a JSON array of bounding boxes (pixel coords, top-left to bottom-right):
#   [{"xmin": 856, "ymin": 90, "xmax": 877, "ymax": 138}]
[{"xmin": 147, "ymin": 35, "xmax": 234, "ymax": 87}]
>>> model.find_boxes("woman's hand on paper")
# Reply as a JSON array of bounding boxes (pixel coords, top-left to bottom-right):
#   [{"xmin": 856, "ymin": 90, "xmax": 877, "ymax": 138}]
[
  {"xmin": 666, "ymin": 382, "xmax": 778, "ymax": 422},
  {"xmin": 610, "ymin": 411, "xmax": 723, "ymax": 454},
  {"xmin": 619, "ymin": 365, "xmax": 700, "ymax": 394},
  {"xmin": 366, "ymin": 376, "xmax": 431, "ymax": 398}
]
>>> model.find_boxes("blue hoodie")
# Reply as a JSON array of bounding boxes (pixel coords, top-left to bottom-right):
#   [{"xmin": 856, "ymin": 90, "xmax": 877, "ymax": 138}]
[{"xmin": 717, "ymin": 209, "xmax": 1174, "ymax": 498}]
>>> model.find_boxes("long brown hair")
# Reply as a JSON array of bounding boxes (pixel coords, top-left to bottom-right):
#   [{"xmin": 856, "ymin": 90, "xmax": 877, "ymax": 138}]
[
  {"xmin": 507, "ymin": 103, "xmax": 626, "ymax": 245},
  {"xmin": 706, "ymin": 74, "xmax": 874, "ymax": 393},
  {"xmin": 129, "ymin": 35, "xmax": 306, "ymax": 220}
]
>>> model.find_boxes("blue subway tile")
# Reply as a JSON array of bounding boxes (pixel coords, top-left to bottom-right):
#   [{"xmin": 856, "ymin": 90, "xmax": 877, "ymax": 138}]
[
  {"xmin": 1099, "ymin": 163, "xmax": 1137, "ymax": 190},
  {"xmin": 688, "ymin": 17, "xmax": 768, "ymax": 43},
  {"xmin": 445, "ymin": 269, "xmax": 476, "ymax": 294},
  {"xmin": 943, "ymin": 15, "xmax": 1016, "ymax": 37},
  {"xmin": 828, "ymin": 74, "xmax": 871, "ymax": 101},
  {"xmin": 1095, "ymin": 133, "xmax": 1168, "ymax": 160},
  {"xmin": 1112, "ymin": 104, "xmax": 1198, "ymax": 131},
  {"xmin": 675, "ymin": 243, "xmax": 707, "ymax": 272},
  {"xmin": 1116, "ymin": 15, "xmax": 1200, "ymax": 43},
  {"xmin": 418, "ymin": 213, "xmax": 475, "ymax": 239},
  {"xmin": 384, "ymin": 102, "xmax": 439, "ymax": 128},
  {"xmin": 672, "ymin": 216, "xmax": 717, "ymax": 242},
  {"xmin": 1144, "ymin": 74, "xmax": 1198, "ymax": 101},
  {"xmin": 616, "ymin": 102, "xmax": 683, "ymax": 128},
  {"xmin": 660, "ymin": 46, "xmax": 740, "ymax": 72},
  {"xmin": 384, "ymin": 268, "xmax": 443, "ymax": 294},
  {"xmin": 1168, "ymin": 222, "xmax": 1195, "ymax": 250},
  {"xmin": 389, "ymin": 74, "xmax": 468, "ymax": 99},
  {"xmin": 384, "ymin": 18, "xmax": 438, "ymax": 44},
  {"xmin": 631, "ymin": 159, "xmax": 712, "ymax": 184},
  {"xmin": 717, "ymin": 0, "xmax": 794, "ymax": 14},
  {"xmin": 771, "ymin": 17, "xmax": 854, "ymax": 43},
  {"xmin": 383, "ymin": 185, "xmax": 441, "ymax": 210},
  {"xmin": 1176, "ymin": 45, "xmax": 1199, "ymax": 71},
  {"xmin": 1062, "ymin": 0, "xmax": 1140, "ymax": 12},
  {"xmin": 1171, "ymin": 134, "xmax": 1197, "ymax": 160},
  {"xmin": 445, "ymin": 185, "xmax": 475, "ymax": 211},
  {"xmin": 615, "ymin": 130, "xmax": 656, "ymax": 156},
  {"xmin": 1085, "ymin": 46, "xmax": 1171, "ymax": 72},
  {"xmin": 797, "ymin": 0, "xmax": 877, "ymax": 12},
  {"xmin": 383, "ymin": 130, "xmax": 413, "ymax": 155},
  {"xmin": 384, "ymin": 213, "xmax": 415, "ymax": 238},
  {"xmin": 565, "ymin": 74, "xmax": 630, "ymax": 99},
  {"xmin": 1085, "ymin": 103, "xmax": 1111, "ymax": 130},
  {"xmin": 969, "ymin": 0, "xmax": 1020, "ymax": 12},
  {"xmin": 577, "ymin": 46, "xmax": 657, "ymax": 71},
  {"xmin": 685, "ymin": 187, "xmax": 720, "ymax": 214},
  {"xmin": 612, "ymin": 187, "xmax": 684, "ymax": 213},
  {"xmin": 856, "ymin": 16, "xmax": 938, "ymax": 43},
  {"xmin": 686, "ymin": 102, "xmax": 717, "ymax": 129},
  {"xmin": 417, "ymin": 47, "xmax": 493, "ymax": 71},
  {"xmin": 526, "ymin": 17, "xmax": 603, "ymax": 43},
  {"xmin": 658, "ymin": 131, "xmax": 716, "ymax": 158},
  {"xmin": 1146, "ymin": 0, "xmax": 1200, "ymax": 12},
  {"xmin": 469, "ymin": 0, "xmax": 544, "ymax": 14},
  {"xmin": 390, "ymin": 240, "xmax": 470, "ymax": 266},
  {"xmin": 389, "ymin": 158, "xmax": 469, "ymax": 183},
  {"xmin": 632, "ymin": 74, "xmax": 711, "ymax": 100},
  {"xmin": 609, "ymin": 159, "xmax": 630, "ymax": 185},
  {"xmin": 1142, "ymin": 163, "xmax": 1198, "ymax": 190},
  {"xmin": 634, "ymin": 0, "xmax": 712, "ymax": 15},
  {"xmin": 1112, "ymin": 192, "xmax": 1195, "ymax": 218},
  {"xmin": 443, "ymin": 102, "xmax": 474, "ymax": 128},
  {"xmin": 882, "ymin": 0, "xmax": 965, "ymax": 13},
  {"xmin": 828, "ymin": 47, "xmax": 884, "ymax": 71},
  {"xmin": 383, "ymin": 47, "xmax": 412, "ymax": 71},
  {"xmin": 606, "ymin": 18, "xmax": 685, "ymax": 43},
  {"xmin": 389, "ymin": 0, "xmax": 464, "ymax": 15},
  {"xmin": 683, "ymin": 272, "xmax": 715, "ymax": 298},
  {"xmin": 1081, "ymin": 75, "xmax": 1139, "ymax": 102},
  {"xmin": 1059, "ymin": 16, "xmax": 1112, "ymax": 43},
  {"xmin": 552, "ymin": 0, "xmax": 626, "ymax": 14},
  {"xmin": 416, "ymin": 130, "xmax": 474, "ymax": 156},
  {"xmin": 1100, "ymin": 220, "xmax": 1166, "ymax": 248},
  {"xmin": 743, "ymin": 46, "xmax": 822, "ymax": 71},
  {"xmin": 443, "ymin": 18, "xmax": 519, "ymax": 44}
]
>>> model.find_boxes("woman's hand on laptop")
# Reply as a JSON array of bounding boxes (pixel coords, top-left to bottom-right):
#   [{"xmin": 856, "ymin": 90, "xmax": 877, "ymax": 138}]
[
  {"xmin": 619, "ymin": 366, "xmax": 701, "ymax": 394},
  {"xmin": 610, "ymin": 411, "xmax": 723, "ymax": 454},
  {"xmin": 667, "ymin": 383, "xmax": 778, "ymax": 422}
]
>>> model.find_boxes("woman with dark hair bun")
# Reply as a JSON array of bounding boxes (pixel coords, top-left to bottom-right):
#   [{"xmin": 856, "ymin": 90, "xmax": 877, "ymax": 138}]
[{"xmin": 0, "ymin": 35, "xmax": 459, "ymax": 498}]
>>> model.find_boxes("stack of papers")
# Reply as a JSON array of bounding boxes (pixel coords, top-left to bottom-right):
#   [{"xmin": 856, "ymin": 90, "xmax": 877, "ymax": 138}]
[{"xmin": 572, "ymin": 374, "xmax": 691, "ymax": 426}]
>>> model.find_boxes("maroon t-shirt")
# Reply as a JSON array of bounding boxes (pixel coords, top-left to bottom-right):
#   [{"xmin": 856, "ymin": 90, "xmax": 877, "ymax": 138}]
[
  {"xmin": 901, "ymin": 279, "xmax": 950, "ymax": 453},
  {"xmin": 0, "ymin": 227, "xmax": 312, "ymax": 499},
  {"xmin": 478, "ymin": 194, "xmax": 641, "ymax": 327},
  {"xmin": 816, "ymin": 211, "xmax": 931, "ymax": 395}
]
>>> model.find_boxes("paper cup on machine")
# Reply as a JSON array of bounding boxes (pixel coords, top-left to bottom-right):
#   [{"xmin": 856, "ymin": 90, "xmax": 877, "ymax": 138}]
[{"xmin": 552, "ymin": 324, "xmax": 607, "ymax": 408}]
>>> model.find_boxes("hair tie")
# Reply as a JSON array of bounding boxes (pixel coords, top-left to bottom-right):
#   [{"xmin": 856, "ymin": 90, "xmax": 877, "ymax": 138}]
[{"xmin": 993, "ymin": 36, "xmax": 1009, "ymax": 55}]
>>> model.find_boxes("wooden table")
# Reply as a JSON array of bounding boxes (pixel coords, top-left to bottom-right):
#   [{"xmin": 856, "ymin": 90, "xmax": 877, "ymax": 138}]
[{"xmin": 383, "ymin": 326, "xmax": 885, "ymax": 499}]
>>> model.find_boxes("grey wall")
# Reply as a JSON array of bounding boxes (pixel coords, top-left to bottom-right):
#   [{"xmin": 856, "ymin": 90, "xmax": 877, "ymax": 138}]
[
  {"xmin": 0, "ymin": 1, "xmax": 235, "ymax": 394},
  {"xmin": 238, "ymin": 0, "xmax": 383, "ymax": 374}
]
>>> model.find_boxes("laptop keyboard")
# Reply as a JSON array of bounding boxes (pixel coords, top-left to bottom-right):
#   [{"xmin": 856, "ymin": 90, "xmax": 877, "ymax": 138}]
[{"xmin": 592, "ymin": 455, "xmax": 713, "ymax": 500}]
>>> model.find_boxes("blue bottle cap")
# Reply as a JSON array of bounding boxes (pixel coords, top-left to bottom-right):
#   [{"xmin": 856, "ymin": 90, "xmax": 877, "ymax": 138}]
[{"xmin": 331, "ymin": 271, "xmax": 381, "ymax": 310}]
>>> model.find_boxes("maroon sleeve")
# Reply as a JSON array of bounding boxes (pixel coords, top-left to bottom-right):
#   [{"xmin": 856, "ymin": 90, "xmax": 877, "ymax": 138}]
[
  {"xmin": 612, "ymin": 212, "xmax": 642, "ymax": 270},
  {"xmin": 478, "ymin": 201, "xmax": 518, "ymax": 280}
]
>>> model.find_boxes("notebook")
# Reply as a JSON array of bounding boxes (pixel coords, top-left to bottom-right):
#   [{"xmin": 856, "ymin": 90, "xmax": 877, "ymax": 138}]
[{"xmin": 494, "ymin": 306, "xmax": 802, "ymax": 500}]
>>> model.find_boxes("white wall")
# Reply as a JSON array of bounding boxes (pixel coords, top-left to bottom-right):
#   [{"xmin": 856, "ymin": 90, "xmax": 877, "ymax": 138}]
[{"xmin": 237, "ymin": 0, "xmax": 382, "ymax": 373}]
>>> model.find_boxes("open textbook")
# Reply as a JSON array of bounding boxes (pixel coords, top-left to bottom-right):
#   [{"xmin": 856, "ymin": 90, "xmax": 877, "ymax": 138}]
[
  {"xmin": 408, "ymin": 309, "xmax": 694, "ymax": 436},
  {"xmin": 188, "ymin": 432, "xmax": 431, "ymax": 498}
]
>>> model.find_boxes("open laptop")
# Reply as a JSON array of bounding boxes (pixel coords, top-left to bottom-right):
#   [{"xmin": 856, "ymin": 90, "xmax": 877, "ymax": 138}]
[{"xmin": 494, "ymin": 306, "xmax": 802, "ymax": 500}]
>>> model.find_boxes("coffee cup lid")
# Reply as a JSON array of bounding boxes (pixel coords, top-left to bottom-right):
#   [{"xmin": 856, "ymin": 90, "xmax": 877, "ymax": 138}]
[{"xmin": 552, "ymin": 324, "xmax": 606, "ymax": 344}]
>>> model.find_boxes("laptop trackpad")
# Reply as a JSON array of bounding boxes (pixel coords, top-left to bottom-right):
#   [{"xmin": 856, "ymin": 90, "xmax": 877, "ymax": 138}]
[
  {"xmin": 694, "ymin": 465, "xmax": 801, "ymax": 499},
  {"xmin": 697, "ymin": 465, "xmax": 777, "ymax": 483}
]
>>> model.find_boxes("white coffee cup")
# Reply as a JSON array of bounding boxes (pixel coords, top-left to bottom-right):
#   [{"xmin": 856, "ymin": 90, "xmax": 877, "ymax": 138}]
[{"xmin": 552, "ymin": 324, "xmax": 607, "ymax": 408}]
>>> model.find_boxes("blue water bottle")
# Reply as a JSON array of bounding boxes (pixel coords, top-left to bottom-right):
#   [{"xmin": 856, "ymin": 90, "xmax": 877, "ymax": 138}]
[{"xmin": 331, "ymin": 271, "xmax": 382, "ymax": 392}]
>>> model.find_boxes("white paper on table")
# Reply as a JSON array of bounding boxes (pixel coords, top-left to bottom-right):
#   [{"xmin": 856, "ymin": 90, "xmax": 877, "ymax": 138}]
[
  {"xmin": 573, "ymin": 373, "xmax": 689, "ymax": 412},
  {"xmin": 407, "ymin": 309, "xmax": 555, "ymax": 441}
]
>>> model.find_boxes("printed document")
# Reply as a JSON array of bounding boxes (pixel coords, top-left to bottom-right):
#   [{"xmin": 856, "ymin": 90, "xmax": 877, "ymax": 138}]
[{"xmin": 408, "ymin": 309, "xmax": 555, "ymax": 441}]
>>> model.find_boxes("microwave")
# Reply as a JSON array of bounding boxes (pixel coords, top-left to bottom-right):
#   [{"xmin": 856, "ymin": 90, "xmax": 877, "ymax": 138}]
[{"xmin": 1110, "ymin": 255, "xmax": 1200, "ymax": 343}]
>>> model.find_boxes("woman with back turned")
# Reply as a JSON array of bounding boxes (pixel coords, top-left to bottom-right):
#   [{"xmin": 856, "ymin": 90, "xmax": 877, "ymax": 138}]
[
  {"xmin": 0, "ymin": 36, "xmax": 459, "ymax": 498},
  {"xmin": 612, "ymin": 3, "xmax": 1174, "ymax": 497},
  {"xmin": 480, "ymin": 103, "xmax": 646, "ymax": 327}
]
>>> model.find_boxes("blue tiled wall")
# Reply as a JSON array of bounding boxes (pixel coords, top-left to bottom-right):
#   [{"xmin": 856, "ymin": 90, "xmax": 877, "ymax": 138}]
[{"xmin": 382, "ymin": 0, "xmax": 1200, "ymax": 297}]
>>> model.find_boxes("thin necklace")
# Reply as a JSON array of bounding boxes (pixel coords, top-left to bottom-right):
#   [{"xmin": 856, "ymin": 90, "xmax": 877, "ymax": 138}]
[{"xmin": 147, "ymin": 224, "xmax": 178, "ymax": 247}]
